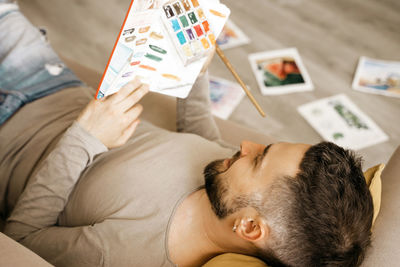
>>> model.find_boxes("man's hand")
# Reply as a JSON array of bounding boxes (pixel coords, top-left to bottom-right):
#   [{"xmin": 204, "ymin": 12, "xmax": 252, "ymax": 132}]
[{"xmin": 77, "ymin": 77, "xmax": 149, "ymax": 149}]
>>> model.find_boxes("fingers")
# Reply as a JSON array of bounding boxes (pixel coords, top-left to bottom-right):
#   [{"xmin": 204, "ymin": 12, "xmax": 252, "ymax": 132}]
[
  {"xmin": 124, "ymin": 103, "xmax": 143, "ymax": 119},
  {"xmin": 119, "ymin": 83, "xmax": 149, "ymax": 112},
  {"xmin": 117, "ymin": 104, "xmax": 142, "ymax": 145},
  {"xmin": 120, "ymin": 119, "xmax": 141, "ymax": 144},
  {"xmin": 108, "ymin": 77, "xmax": 142, "ymax": 103}
]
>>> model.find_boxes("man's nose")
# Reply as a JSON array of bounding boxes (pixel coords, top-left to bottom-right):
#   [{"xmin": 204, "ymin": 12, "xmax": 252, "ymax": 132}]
[{"xmin": 240, "ymin": 140, "xmax": 258, "ymax": 156}]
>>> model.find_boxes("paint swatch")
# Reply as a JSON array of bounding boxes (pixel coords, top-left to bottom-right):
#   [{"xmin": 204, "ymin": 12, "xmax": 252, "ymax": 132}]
[
  {"xmin": 162, "ymin": 0, "xmax": 215, "ymax": 65},
  {"xmin": 150, "ymin": 31, "xmax": 164, "ymax": 40},
  {"xmin": 99, "ymin": 17, "xmax": 171, "ymax": 97}
]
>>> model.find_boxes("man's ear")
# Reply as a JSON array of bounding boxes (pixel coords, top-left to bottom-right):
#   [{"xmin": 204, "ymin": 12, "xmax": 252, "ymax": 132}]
[{"xmin": 234, "ymin": 217, "xmax": 269, "ymax": 243}]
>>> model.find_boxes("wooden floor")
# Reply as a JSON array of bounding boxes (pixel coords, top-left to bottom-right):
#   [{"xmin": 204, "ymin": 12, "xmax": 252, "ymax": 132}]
[{"xmin": 18, "ymin": 0, "xmax": 400, "ymax": 168}]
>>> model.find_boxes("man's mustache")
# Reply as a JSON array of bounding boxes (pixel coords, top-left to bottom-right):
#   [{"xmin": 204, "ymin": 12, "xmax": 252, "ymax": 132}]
[
  {"xmin": 232, "ymin": 150, "xmax": 241, "ymax": 161},
  {"xmin": 229, "ymin": 150, "xmax": 241, "ymax": 168}
]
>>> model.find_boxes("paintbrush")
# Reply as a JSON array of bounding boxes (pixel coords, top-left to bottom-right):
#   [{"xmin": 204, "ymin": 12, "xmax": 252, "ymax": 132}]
[{"xmin": 215, "ymin": 44, "xmax": 266, "ymax": 117}]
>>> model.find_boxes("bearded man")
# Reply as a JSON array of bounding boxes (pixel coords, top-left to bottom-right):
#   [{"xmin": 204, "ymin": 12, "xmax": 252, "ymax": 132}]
[{"xmin": 1, "ymin": 3, "xmax": 373, "ymax": 267}]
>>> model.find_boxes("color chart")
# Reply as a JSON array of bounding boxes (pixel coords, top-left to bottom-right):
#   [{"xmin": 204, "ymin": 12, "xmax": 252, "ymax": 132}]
[
  {"xmin": 162, "ymin": 0, "xmax": 216, "ymax": 66},
  {"xmin": 96, "ymin": 0, "xmax": 230, "ymax": 99}
]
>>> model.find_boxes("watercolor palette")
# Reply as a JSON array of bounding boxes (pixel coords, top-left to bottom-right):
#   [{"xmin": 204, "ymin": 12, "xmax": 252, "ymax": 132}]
[{"xmin": 161, "ymin": 0, "xmax": 216, "ymax": 66}]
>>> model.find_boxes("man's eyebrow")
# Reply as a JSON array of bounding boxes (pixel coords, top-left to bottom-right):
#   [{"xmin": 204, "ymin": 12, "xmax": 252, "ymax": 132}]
[{"xmin": 254, "ymin": 144, "xmax": 273, "ymax": 168}]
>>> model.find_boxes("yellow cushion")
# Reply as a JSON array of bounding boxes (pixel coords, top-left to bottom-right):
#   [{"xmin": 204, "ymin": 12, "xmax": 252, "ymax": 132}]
[
  {"xmin": 202, "ymin": 164, "xmax": 384, "ymax": 267},
  {"xmin": 364, "ymin": 163, "xmax": 384, "ymax": 226},
  {"xmin": 203, "ymin": 253, "xmax": 268, "ymax": 267}
]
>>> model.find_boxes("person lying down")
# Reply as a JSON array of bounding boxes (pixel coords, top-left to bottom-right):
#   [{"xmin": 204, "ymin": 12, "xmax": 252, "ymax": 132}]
[{"xmin": 0, "ymin": 3, "xmax": 373, "ymax": 267}]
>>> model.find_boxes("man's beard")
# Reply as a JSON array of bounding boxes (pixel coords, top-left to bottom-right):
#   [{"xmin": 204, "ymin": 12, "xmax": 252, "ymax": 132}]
[{"xmin": 203, "ymin": 151, "xmax": 241, "ymax": 219}]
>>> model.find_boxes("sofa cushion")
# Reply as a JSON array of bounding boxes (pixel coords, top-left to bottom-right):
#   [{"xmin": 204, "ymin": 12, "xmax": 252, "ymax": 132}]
[
  {"xmin": 362, "ymin": 146, "xmax": 400, "ymax": 267},
  {"xmin": 0, "ymin": 233, "xmax": 52, "ymax": 267},
  {"xmin": 364, "ymin": 164, "xmax": 384, "ymax": 225},
  {"xmin": 203, "ymin": 253, "xmax": 267, "ymax": 267}
]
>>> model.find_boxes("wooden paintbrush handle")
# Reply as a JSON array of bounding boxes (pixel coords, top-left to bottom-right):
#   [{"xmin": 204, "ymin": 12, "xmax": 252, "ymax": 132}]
[{"xmin": 215, "ymin": 44, "xmax": 266, "ymax": 117}]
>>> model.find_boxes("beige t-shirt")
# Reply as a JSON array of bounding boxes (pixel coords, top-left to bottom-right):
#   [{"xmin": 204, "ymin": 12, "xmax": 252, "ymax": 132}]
[{"xmin": 1, "ymin": 74, "xmax": 235, "ymax": 266}]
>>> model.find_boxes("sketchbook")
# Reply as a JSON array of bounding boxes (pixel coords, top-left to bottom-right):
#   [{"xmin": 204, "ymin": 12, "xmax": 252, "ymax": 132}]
[{"xmin": 96, "ymin": 0, "xmax": 230, "ymax": 99}]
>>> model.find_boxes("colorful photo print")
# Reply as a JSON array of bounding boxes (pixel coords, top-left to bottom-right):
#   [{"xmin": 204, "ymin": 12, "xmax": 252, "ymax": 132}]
[
  {"xmin": 248, "ymin": 48, "xmax": 313, "ymax": 95},
  {"xmin": 298, "ymin": 94, "xmax": 388, "ymax": 150},
  {"xmin": 216, "ymin": 20, "xmax": 250, "ymax": 50},
  {"xmin": 352, "ymin": 56, "xmax": 400, "ymax": 98},
  {"xmin": 209, "ymin": 76, "xmax": 245, "ymax": 119}
]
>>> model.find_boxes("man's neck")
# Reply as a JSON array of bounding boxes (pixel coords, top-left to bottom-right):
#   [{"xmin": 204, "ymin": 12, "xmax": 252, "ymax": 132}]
[{"xmin": 168, "ymin": 189, "xmax": 254, "ymax": 266}]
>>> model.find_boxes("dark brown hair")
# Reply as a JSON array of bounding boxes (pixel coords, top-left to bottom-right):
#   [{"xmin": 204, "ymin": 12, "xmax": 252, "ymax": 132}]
[{"xmin": 257, "ymin": 142, "xmax": 374, "ymax": 267}]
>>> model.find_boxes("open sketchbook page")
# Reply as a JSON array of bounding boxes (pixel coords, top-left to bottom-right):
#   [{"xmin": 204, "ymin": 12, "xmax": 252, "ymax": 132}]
[{"xmin": 96, "ymin": 0, "xmax": 230, "ymax": 99}]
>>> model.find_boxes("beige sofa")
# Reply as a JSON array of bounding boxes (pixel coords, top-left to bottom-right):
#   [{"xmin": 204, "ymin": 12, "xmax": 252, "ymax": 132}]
[{"xmin": 1, "ymin": 60, "xmax": 399, "ymax": 266}]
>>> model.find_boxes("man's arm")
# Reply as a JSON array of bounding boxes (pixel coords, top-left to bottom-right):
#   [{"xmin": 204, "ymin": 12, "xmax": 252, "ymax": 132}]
[
  {"xmin": 176, "ymin": 63, "xmax": 237, "ymax": 150},
  {"xmin": 4, "ymin": 122, "xmax": 107, "ymax": 266},
  {"xmin": 176, "ymin": 71, "xmax": 222, "ymax": 142},
  {"xmin": 4, "ymin": 79, "xmax": 148, "ymax": 266},
  {"xmin": 175, "ymin": 48, "xmax": 239, "ymax": 150}
]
